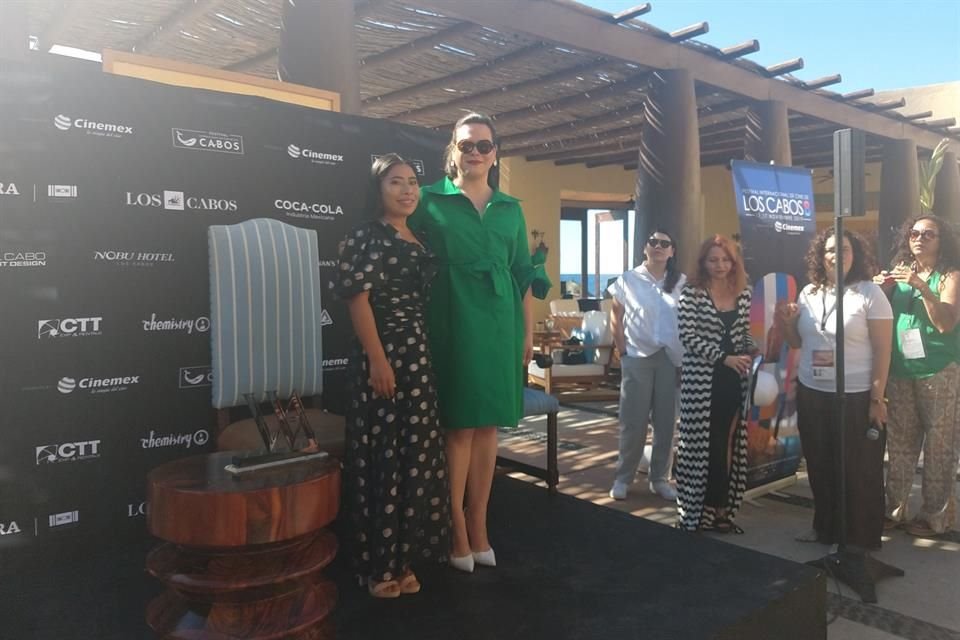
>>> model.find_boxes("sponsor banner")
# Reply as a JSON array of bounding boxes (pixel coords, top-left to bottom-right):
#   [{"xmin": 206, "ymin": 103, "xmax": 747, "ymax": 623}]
[
  {"xmin": 140, "ymin": 428, "xmax": 209, "ymax": 450},
  {"xmin": 0, "ymin": 520, "xmax": 25, "ymax": 536},
  {"xmin": 53, "ymin": 113, "xmax": 134, "ymax": 139},
  {"xmin": 48, "ymin": 510, "xmax": 79, "ymax": 528},
  {"xmin": 273, "ymin": 198, "xmax": 344, "ymax": 221},
  {"xmin": 179, "ymin": 366, "xmax": 213, "ymax": 389},
  {"xmin": 47, "ymin": 184, "xmax": 78, "ymax": 199},
  {"xmin": 0, "ymin": 181, "xmax": 22, "ymax": 196},
  {"xmin": 125, "ymin": 190, "xmax": 238, "ymax": 213},
  {"xmin": 141, "ymin": 313, "xmax": 210, "ymax": 335},
  {"xmin": 35, "ymin": 440, "xmax": 101, "ymax": 465},
  {"xmin": 38, "ymin": 317, "xmax": 102, "ymax": 339},
  {"xmin": 93, "ymin": 250, "xmax": 175, "ymax": 267},
  {"xmin": 0, "ymin": 251, "xmax": 46, "ymax": 268},
  {"xmin": 172, "ymin": 128, "xmax": 244, "ymax": 155},
  {"xmin": 371, "ymin": 154, "xmax": 425, "ymax": 177},
  {"xmin": 288, "ymin": 144, "xmax": 344, "ymax": 166},
  {"xmin": 57, "ymin": 374, "xmax": 141, "ymax": 395}
]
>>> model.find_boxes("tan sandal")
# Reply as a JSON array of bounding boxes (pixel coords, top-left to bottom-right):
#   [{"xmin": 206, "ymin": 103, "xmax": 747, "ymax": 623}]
[
  {"xmin": 398, "ymin": 571, "xmax": 421, "ymax": 595},
  {"xmin": 368, "ymin": 578, "xmax": 401, "ymax": 599},
  {"xmin": 905, "ymin": 520, "xmax": 942, "ymax": 538},
  {"xmin": 883, "ymin": 517, "xmax": 903, "ymax": 531}
]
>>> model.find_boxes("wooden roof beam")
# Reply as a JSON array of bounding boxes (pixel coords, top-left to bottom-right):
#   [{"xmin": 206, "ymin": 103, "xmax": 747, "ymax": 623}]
[
  {"xmin": 921, "ymin": 117, "xmax": 957, "ymax": 129},
  {"xmin": 840, "ymin": 88, "xmax": 875, "ymax": 101},
  {"xmin": 670, "ymin": 22, "xmax": 709, "ymax": 42},
  {"xmin": 225, "ymin": 48, "xmax": 277, "ymax": 72},
  {"xmin": 608, "ymin": 4, "xmax": 652, "ymax": 23},
  {"xmin": 355, "ymin": 0, "xmax": 389, "ymax": 20},
  {"xmin": 131, "ymin": 0, "xmax": 219, "ymax": 54},
  {"xmin": 801, "ymin": 74, "xmax": 842, "ymax": 90},
  {"xmin": 359, "ymin": 22, "xmax": 476, "ymax": 72},
  {"xmin": 902, "ymin": 111, "xmax": 934, "ymax": 121},
  {"xmin": 529, "ymin": 137, "xmax": 643, "ymax": 162},
  {"xmin": 585, "ymin": 150, "xmax": 639, "ymax": 168},
  {"xmin": 862, "ymin": 98, "xmax": 907, "ymax": 111},
  {"xmin": 721, "ymin": 40, "xmax": 759, "ymax": 60},
  {"xmin": 504, "ymin": 122, "xmax": 643, "ymax": 157},
  {"xmin": 409, "ymin": 0, "xmax": 948, "ymax": 148},
  {"xmin": 764, "ymin": 57, "xmax": 804, "ymax": 77},
  {"xmin": 38, "ymin": 0, "xmax": 87, "ymax": 50},
  {"xmin": 499, "ymin": 102, "xmax": 649, "ymax": 147},
  {"xmin": 492, "ymin": 73, "xmax": 650, "ymax": 126}
]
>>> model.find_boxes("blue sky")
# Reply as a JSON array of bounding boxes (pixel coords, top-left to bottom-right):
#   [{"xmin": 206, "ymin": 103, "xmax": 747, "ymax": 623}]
[{"xmin": 583, "ymin": 0, "xmax": 959, "ymax": 92}]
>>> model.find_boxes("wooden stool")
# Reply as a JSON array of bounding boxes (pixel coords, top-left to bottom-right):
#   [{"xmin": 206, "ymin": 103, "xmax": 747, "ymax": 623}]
[{"xmin": 146, "ymin": 452, "xmax": 341, "ymax": 639}]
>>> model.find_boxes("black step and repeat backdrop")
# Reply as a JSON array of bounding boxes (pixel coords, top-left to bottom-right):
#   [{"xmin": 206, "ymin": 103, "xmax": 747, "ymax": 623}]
[{"xmin": 0, "ymin": 56, "xmax": 444, "ymax": 550}]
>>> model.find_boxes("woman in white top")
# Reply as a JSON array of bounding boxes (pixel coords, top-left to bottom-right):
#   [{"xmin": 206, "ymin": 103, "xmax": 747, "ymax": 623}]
[
  {"xmin": 608, "ymin": 230, "xmax": 686, "ymax": 501},
  {"xmin": 778, "ymin": 229, "xmax": 892, "ymax": 549}
]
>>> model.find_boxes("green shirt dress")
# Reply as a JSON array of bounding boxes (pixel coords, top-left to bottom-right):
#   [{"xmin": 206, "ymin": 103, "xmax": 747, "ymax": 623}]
[{"xmin": 411, "ymin": 177, "xmax": 550, "ymax": 429}]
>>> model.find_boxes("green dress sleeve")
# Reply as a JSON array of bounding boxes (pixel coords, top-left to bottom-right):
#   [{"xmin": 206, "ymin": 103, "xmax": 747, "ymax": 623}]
[{"xmin": 510, "ymin": 207, "xmax": 552, "ymax": 300}]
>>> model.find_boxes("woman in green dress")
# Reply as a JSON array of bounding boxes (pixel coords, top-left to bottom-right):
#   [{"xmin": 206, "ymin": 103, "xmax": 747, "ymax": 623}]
[{"xmin": 411, "ymin": 113, "xmax": 550, "ymax": 572}]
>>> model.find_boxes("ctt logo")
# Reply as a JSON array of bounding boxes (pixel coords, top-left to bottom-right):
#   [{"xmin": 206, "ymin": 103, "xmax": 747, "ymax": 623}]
[
  {"xmin": 38, "ymin": 316, "xmax": 102, "ymax": 339},
  {"xmin": 274, "ymin": 199, "xmax": 344, "ymax": 221},
  {"xmin": 125, "ymin": 190, "xmax": 237, "ymax": 213},
  {"xmin": 142, "ymin": 313, "xmax": 210, "ymax": 334},
  {"xmin": 172, "ymin": 128, "xmax": 244, "ymax": 155},
  {"xmin": 36, "ymin": 440, "xmax": 101, "ymax": 465},
  {"xmin": 0, "ymin": 182, "xmax": 21, "ymax": 196},
  {"xmin": 287, "ymin": 144, "xmax": 344, "ymax": 166},
  {"xmin": 57, "ymin": 374, "xmax": 141, "ymax": 395},
  {"xmin": 54, "ymin": 114, "xmax": 134, "ymax": 138},
  {"xmin": 141, "ymin": 429, "xmax": 210, "ymax": 450},
  {"xmin": 1, "ymin": 251, "xmax": 46, "ymax": 268},
  {"xmin": 179, "ymin": 366, "xmax": 213, "ymax": 389},
  {"xmin": 0, "ymin": 521, "xmax": 22, "ymax": 535},
  {"xmin": 372, "ymin": 154, "xmax": 425, "ymax": 177},
  {"xmin": 127, "ymin": 502, "xmax": 148, "ymax": 518}
]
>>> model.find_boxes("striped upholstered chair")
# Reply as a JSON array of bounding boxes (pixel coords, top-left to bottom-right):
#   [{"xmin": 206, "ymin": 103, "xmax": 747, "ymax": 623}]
[{"xmin": 208, "ymin": 218, "xmax": 342, "ymax": 454}]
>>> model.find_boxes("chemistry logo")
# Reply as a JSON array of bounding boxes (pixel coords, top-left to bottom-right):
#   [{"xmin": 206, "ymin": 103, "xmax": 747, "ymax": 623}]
[
  {"xmin": 371, "ymin": 154, "xmax": 425, "ymax": 177},
  {"xmin": 141, "ymin": 429, "xmax": 210, "ymax": 450},
  {"xmin": 35, "ymin": 440, "xmax": 101, "ymax": 465},
  {"xmin": 47, "ymin": 184, "xmax": 77, "ymax": 198},
  {"xmin": 57, "ymin": 374, "xmax": 141, "ymax": 395},
  {"xmin": 48, "ymin": 511, "xmax": 79, "ymax": 528},
  {"xmin": 0, "ymin": 521, "xmax": 23, "ymax": 536},
  {"xmin": 179, "ymin": 366, "xmax": 213, "ymax": 389},
  {"xmin": 54, "ymin": 113, "xmax": 134, "ymax": 138},
  {"xmin": 94, "ymin": 250, "xmax": 175, "ymax": 267},
  {"xmin": 125, "ymin": 190, "xmax": 238, "ymax": 213},
  {"xmin": 0, "ymin": 251, "xmax": 46, "ymax": 268},
  {"xmin": 38, "ymin": 316, "xmax": 102, "ymax": 339},
  {"xmin": 0, "ymin": 181, "xmax": 21, "ymax": 196},
  {"xmin": 287, "ymin": 144, "xmax": 344, "ymax": 166},
  {"xmin": 142, "ymin": 313, "xmax": 210, "ymax": 335},
  {"xmin": 273, "ymin": 198, "xmax": 344, "ymax": 221},
  {"xmin": 172, "ymin": 128, "xmax": 244, "ymax": 155}
]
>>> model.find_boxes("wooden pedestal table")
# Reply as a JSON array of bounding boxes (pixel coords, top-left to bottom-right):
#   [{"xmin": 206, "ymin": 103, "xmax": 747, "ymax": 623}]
[{"xmin": 146, "ymin": 452, "xmax": 341, "ymax": 639}]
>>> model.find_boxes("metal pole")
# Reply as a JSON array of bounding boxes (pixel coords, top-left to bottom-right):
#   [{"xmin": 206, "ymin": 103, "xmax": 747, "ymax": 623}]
[{"xmin": 833, "ymin": 215, "xmax": 847, "ymax": 550}]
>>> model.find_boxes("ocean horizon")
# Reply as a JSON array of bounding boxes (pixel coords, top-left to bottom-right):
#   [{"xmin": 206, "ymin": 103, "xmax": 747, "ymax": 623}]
[{"xmin": 560, "ymin": 273, "xmax": 622, "ymax": 297}]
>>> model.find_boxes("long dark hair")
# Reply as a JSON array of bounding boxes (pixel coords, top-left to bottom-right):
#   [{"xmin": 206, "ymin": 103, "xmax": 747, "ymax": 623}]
[
  {"xmin": 805, "ymin": 228, "xmax": 875, "ymax": 291},
  {"xmin": 367, "ymin": 153, "xmax": 419, "ymax": 216},
  {"xmin": 889, "ymin": 215, "xmax": 960, "ymax": 275},
  {"xmin": 443, "ymin": 112, "xmax": 499, "ymax": 190},
  {"xmin": 644, "ymin": 228, "xmax": 681, "ymax": 293}
]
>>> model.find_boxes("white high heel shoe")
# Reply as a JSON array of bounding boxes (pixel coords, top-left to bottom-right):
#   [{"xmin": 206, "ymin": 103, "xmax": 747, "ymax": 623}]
[
  {"xmin": 449, "ymin": 553, "xmax": 475, "ymax": 573},
  {"xmin": 472, "ymin": 548, "xmax": 496, "ymax": 567}
]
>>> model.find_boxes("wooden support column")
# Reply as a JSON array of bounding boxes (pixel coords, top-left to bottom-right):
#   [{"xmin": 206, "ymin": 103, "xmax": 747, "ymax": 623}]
[
  {"xmin": 0, "ymin": 0, "xmax": 29, "ymax": 61},
  {"xmin": 878, "ymin": 139, "xmax": 920, "ymax": 266},
  {"xmin": 744, "ymin": 100, "xmax": 792, "ymax": 165},
  {"xmin": 278, "ymin": 0, "xmax": 360, "ymax": 114},
  {"xmin": 933, "ymin": 151, "xmax": 960, "ymax": 225},
  {"xmin": 634, "ymin": 70, "xmax": 701, "ymax": 273}
]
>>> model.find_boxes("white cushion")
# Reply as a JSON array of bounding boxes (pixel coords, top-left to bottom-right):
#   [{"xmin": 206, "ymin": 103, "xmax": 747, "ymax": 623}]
[{"xmin": 528, "ymin": 362, "xmax": 607, "ymax": 378}]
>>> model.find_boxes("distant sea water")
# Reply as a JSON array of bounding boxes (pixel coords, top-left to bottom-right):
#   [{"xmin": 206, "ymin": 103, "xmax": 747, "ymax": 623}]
[{"xmin": 559, "ymin": 273, "xmax": 622, "ymax": 297}]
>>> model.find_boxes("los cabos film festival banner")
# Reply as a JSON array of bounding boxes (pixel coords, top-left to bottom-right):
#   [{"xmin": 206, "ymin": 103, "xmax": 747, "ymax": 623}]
[
  {"xmin": 732, "ymin": 160, "xmax": 816, "ymax": 489},
  {"xmin": 0, "ymin": 55, "xmax": 443, "ymax": 549}
]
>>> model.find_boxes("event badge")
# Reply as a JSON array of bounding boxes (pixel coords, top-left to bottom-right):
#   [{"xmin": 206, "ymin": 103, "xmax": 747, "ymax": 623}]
[
  {"xmin": 900, "ymin": 328, "xmax": 926, "ymax": 360},
  {"xmin": 811, "ymin": 349, "xmax": 835, "ymax": 381}
]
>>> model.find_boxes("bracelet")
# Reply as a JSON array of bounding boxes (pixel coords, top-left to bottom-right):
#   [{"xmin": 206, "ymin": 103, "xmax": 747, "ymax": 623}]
[{"xmin": 870, "ymin": 397, "xmax": 887, "ymax": 405}]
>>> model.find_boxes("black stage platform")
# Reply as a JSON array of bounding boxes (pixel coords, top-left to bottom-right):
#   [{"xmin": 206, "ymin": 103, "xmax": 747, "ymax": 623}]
[{"xmin": 0, "ymin": 476, "xmax": 825, "ymax": 640}]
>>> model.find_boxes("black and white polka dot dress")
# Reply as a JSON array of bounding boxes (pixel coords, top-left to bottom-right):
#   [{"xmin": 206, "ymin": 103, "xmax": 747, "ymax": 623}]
[{"xmin": 333, "ymin": 220, "xmax": 450, "ymax": 586}]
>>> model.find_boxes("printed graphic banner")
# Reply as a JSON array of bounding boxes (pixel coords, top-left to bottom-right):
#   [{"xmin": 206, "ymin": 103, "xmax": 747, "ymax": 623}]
[
  {"xmin": 0, "ymin": 55, "xmax": 444, "ymax": 550},
  {"xmin": 732, "ymin": 160, "xmax": 816, "ymax": 489}
]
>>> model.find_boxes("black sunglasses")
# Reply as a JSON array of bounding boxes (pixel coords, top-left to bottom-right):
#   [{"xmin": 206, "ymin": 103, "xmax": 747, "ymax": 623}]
[
  {"xmin": 647, "ymin": 238, "xmax": 673, "ymax": 249},
  {"xmin": 909, "ymin": 229, "xmax": 938, "ymax": 241},
  {"xmin": 456, "ymin": 139, "xmax": 495, "ymax": 155}
]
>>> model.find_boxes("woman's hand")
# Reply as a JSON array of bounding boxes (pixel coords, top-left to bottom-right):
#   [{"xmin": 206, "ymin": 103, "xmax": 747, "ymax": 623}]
[
  {"xmin": 873, "ymin": 270, "xmax": 896, "ymax": 289},
  {"xmin": 868, "ymin": 399, "xmax": 887, "ymax": 427},
  {"xmin": 368, "ymin": 355, "xmax": 396, "ymax": 399},
  {"xmin": 775, "ymin": 302, "xmax": 800, "ymax": 328},
  {"xmin": 889, "ymin": 263, "xmax": 926, "ymax": 291},
  {"xmin": 723, "ymin": 354, "xmax": 752, "ymax": 376},
  {"xmin": 523, "ymin": 332, "xmax": 534, "ymax": 367}
]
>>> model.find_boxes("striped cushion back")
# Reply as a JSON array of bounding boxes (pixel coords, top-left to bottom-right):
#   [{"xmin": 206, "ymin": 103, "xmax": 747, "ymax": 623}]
[{"xmin": 208, "ymin": 218, "xmax": 323, "ymax": 409}]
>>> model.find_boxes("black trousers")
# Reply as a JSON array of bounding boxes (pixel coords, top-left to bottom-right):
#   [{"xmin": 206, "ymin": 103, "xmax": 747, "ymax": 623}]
[
  {"xmin": 796, "ymin": 383, "xmax": 885, "ymax": 549},
  {"xmin": 705, "ymin": 364, "xmax": 742, "ymax": 510}
]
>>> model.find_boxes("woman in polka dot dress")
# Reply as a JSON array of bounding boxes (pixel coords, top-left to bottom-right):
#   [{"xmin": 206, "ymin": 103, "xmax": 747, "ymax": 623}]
[{"xmin": 333, "ymin": 154, "xmax": 450, "ymax": 598}]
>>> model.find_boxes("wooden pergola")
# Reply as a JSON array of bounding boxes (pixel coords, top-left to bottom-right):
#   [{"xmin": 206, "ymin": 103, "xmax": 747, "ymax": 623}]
[{"xmin": 6, "ymin": 0, "xmax": 960, "ymax": 255}]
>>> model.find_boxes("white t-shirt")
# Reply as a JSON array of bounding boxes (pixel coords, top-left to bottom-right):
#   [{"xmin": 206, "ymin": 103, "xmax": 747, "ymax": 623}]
[
  {"xmin": 796, "ymin": 280, "xmax": 893, "ymax": 393},
  {"xmin": 607, "ymin": 264, "xmax": 686, "ymax": 366}
]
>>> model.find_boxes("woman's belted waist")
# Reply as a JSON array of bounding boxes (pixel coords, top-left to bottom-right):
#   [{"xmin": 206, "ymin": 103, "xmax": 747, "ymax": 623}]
[{"xmin": 443, "ymin": 258, "xmax": 509, "ymax": 296}]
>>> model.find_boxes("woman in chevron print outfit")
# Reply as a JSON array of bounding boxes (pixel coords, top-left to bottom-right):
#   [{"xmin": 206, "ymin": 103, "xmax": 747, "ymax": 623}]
[{"xmin": 676, "ymin": 235, "xmax": 754, "ymax": 532}]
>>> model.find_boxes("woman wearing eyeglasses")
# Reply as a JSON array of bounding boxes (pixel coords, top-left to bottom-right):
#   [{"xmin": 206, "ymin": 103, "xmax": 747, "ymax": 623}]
[
  {"xmin": 411, "ymin": 113, "xmax": 550, "ymax": 573},
  {"xmin": 608, "ymin": 230, "xmax": 685, "ymax": 502},
  {"xmin": 676, "ymin": 235, "xmax": 754, "ymax": 533},
  {"xmin": 875, "ymin": 216, "xmax": 960, "ymax": 537}
]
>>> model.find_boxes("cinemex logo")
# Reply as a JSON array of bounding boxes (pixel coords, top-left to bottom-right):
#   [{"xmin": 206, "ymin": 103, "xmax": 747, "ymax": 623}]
[
  {"xmin": 141, "ymin": 429, "xmax": 210, "ymax": 450},
  {"xmin": 172, "ymin": 128, "xmax": 244, "ymax": 155},
  {"xmin": 54, "ymin": 114, "xmax": 133, "ymax": 138},
  {"xmin": 125, "ymin": 190, "xmax": 238, "ymax": 213},
  {"xmin": 0, "ymin": 181, "xmax": 21, "ymax": 196},
  {"xmin": 273, "ymin": 199, "xmax": 344, "ymax": 221},
  {"xmin": 0, "ymin": 251, "xmax": 46, "ymax": 268},
  {"xmin": 57, "ymin": 374, "xmax": 141, "ymax": 395},
  {"xmin": 287, "ymin": 144, "xmax": 344, "ymax": 166},
  {"xmin": 322, "ymin": 357, "xmax": 349, "ymax": 369},
  {"xmin": 179, "ymin": 366, "xmax": 213, "ymax": 389},
  {"xmin": 773, "ymin": 221, "xmax": 806, "ymax": 234},
  {"xmin": 142, "ymin": 313, "xmax": 210, "ymax": 335},
  {"xmin": 48, "ymin": 511, "xmax": 79, "ymax": 528},
  {"xmin": 0, "ymin": 521, "xmax": 22, "ymax": 535},
  {"xmin": 372, "ymin": 154, "xmax": 425, "ymax": 177},
  {"xmin": 36, "ymin": 440, "xmax": 101, "ymax": 465},
  {"xmin": 38, "ymin": 316, "xmax": 102, "ymax": 339},
  {"xmin": 94, "ymin": 250, "xmax": 175, "ymax": 267}
]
